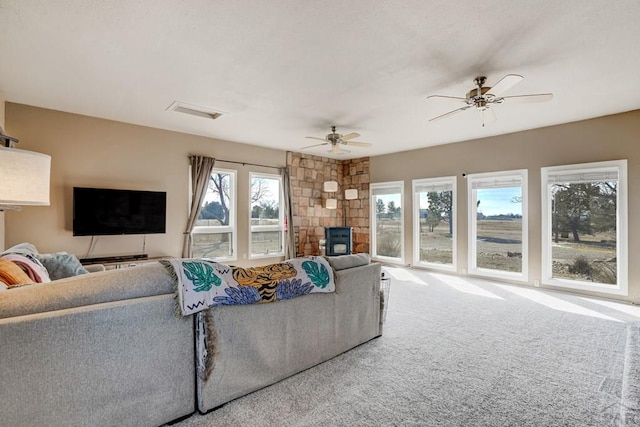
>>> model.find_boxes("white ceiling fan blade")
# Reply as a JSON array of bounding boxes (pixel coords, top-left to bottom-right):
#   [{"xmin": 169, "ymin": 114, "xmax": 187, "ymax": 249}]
[
  {"xmin": 340, "ymin": 132, "xmax": 360, "ymax": 141},
  {"xmin": 344, "ymin": 141, "xmax": 371, "ymax": 147},
  {"xmin": 301, "ymin": 142, "xmax": 328, "ymax": 150},
  {"xmin": 427, "ymin": 95, "xmax": 467, "ymax": 102},
  {"xmin": 305, "ymin": 136, "xmax": 327, "ymax": 142},
  {"xmin": 501, "ymin": 93, "xmax": 554, "ymax": 103},
  {"xmin": 428, "ymin": 105, "xmax": 472, "ymax": 122},
  {"xmin": 487, "ymin": 74, "xmax": 523, "ymax": 97}
]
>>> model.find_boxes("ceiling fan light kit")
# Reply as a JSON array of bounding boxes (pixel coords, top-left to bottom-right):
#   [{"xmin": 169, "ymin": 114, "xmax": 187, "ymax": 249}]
[
  {"xmin": 302, "ymin": 126, "xmax": 372, "ymax": 155},
  {"xmin": 427, "ymin": 74, "xmax": 553, "ymax": 126}
]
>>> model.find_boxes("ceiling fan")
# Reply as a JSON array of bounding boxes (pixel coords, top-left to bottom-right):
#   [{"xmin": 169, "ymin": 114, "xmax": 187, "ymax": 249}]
[
  {"xmin": 302, "ymin": 126, "xmax": 372, "ymax": 154},
  {"xmin": 427, "ymin": 74, "xmax": 553, "ymax": 126}
]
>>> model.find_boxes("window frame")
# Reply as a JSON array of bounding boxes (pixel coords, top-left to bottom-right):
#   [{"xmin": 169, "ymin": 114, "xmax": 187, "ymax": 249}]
[
  {"xmin": 249, "ymin": 172, "xmax": 285, "ymax": 259},
  {"xmin": 467, "ymin": 169, "xmax": 528, "ymax": 282},
  {"xmin": 412, "ymin": 176, "xmax": 457, "ymax": 272},
  {"xmin": 541, "ymin": 160, "xmax": 628, "ymax": 296},
  {"xmin": 370, "ymin": 181, "xmax": 405, "ymax": 264},
  {"xmin": 191, "ymin": 167, "xmax": 237, "ymax": 262}
]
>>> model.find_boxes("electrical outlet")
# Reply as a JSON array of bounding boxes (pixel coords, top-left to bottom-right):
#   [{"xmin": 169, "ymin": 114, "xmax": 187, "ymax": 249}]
[
  {"xmin": 242, "ymin": 253, "xmax": 247, "ymax": 260},
  {"xmin": 534, "ymin": 280, "xmax": 540, "ymax": 287},
  {"xmin": 462, "ymin": 269, "xmax": 467, "ymax": 274}
]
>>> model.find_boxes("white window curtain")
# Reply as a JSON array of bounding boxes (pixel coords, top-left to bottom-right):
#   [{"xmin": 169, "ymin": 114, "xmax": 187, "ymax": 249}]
[
  {"xmin": 546, "ymin": 169, "xmax": 618, "ymax": 185},
  {"xmin": 371, "ymin": 185, "xmax": 402, "ymax": 196},
  {"xmin": 414, "ymin": 180, "xmax": 453, "ymax": 193},
  {"xmin": 471, "ymin": 177, "xmax": 522, "ymax": 189},
  {"xmin": 183, "ymin": 155, "xmax": 216, "ymax": 257}
]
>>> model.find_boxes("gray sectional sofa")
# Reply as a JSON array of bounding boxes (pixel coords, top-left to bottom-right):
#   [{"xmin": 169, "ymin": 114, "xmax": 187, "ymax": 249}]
[{"xmin": 0, "ymin": 254, "xmax": 381, "ymax": 426}]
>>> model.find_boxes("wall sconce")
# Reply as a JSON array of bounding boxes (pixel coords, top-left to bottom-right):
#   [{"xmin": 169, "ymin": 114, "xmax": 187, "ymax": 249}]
[
  {"xmin": 345, "ymin": 189, "xmax": 358, "ymax": 200},
  {"xmin": 0, "ymin": 127, "xmax": 51, "ymax": 211},
  {"xmin": 323, "ymin": 180, "xmax": 338, "ymax": 209},
  {"xmin": 323, "ymin": 181, "xmax": 338, "ymax": 192},
  {"xmin": 325, "ymin": 198, "xmax": 337, "ymax": 209}
]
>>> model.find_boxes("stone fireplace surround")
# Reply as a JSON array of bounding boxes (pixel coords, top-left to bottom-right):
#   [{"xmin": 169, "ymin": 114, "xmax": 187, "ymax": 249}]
[{"xmin": 287, "ymin": 152, "xmax": 370, "ymax": 257}]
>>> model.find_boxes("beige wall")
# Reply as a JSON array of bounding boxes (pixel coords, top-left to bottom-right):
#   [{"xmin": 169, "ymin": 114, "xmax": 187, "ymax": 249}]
[
  {"xmin": 371, "ymin": 110, "xmax": 640, "ymax": 303},
  {"xmin": 5, "ymin": 103, "xmax": 286, "ymax": 266},
  {"xmin": 0, "ymin": 93, "xmax": 5, "ymax": 250}
]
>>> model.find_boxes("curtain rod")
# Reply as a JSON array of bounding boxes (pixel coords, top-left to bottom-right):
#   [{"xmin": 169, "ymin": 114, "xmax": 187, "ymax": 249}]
[{"xmin": 215, "ymin": 158, "xmax": 282, "ymax": 170}]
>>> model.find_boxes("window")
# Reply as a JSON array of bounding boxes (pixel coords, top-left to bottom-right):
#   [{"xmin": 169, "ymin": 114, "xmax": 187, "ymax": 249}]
[
  {"xmin": 467, "ymin": 170, "xmax": 527, "ymax": 281},
  {"xmin": 371, "ymin": 181, "xmax": 404, "ymax": 263},
  {"xmin": 250, "ymin": 173, "xmax": 284, "ymax": 258},
  {"xmin": 191, "ymin": 168, "xmax": 236, "ymax": 261},
  {"xmin": 541, "ymin": 160, "xmax": 627, "ymax": 295},
  {"xmin": 413, "ymin": 177, "xmax": 456, "ymax": 271}
]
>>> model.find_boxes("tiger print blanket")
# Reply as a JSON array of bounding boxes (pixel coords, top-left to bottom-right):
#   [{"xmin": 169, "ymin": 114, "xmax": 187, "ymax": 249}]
[{"xmin": 162, "ymin": 257, "xmax": 335, "ymax": 317}]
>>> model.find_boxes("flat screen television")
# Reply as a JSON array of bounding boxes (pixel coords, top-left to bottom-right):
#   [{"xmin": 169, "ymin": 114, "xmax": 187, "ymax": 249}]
[{"xmin": 73, "ymin": 187, "xmax": 167, "ymax": 236}]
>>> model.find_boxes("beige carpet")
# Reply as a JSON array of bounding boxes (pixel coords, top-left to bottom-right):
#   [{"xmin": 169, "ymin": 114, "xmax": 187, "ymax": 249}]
[{"xmin": 172, "ymin": 267, "xmax": 640, "ymax": 426}]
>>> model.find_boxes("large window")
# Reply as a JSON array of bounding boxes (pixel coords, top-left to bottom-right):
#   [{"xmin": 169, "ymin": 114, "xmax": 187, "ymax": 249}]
[
  {"xmin": 191, "ymin": 168, "xmax": 236, "ymax": 261},
  {"xmin": 413, "ymin": 177, "xmax": 456, "ymax": 271},
  {"xmin": 541, "ymin": 160, "xmax": 627, "ymax": 295},
  {"xmin": 371, "ymin": 181, "xmax": 404, "ymax": 263},
  {"xmin": 249, "ymin": 172, "xmax": 284, "ymax": 258},
  {"xmin": 467, "ymin": 170, "xmax": 528, "ymax": 281}
]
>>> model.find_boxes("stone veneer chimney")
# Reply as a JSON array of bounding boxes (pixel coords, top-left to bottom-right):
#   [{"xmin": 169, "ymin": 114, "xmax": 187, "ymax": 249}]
[{"xmin": 287, "ymin": 152, "xmax": 369, "ymax": 257}]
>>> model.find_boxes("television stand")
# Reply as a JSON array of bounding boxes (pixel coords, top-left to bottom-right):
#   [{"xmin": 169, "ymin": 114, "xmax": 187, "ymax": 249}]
[{"xmin": 80, "ymin": 254, "xmax": 149, "ymax": 265}]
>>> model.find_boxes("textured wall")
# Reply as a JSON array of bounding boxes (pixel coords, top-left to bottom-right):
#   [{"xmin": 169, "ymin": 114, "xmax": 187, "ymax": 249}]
[{"xmin": 342, "ymin": 158, "xmax": 370, "ymax": 254}]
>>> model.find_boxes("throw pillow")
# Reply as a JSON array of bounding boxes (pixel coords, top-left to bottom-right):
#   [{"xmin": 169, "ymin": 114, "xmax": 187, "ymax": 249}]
[
  {"xmin": 0, "ymin": 258, "xmax": 34, "ymax": 288},
  {"xmin": 0, "ymin": 254, "xmax": 51, "ymax": 283},
  {"xmin": 1, "ymin": 242, "xmax": 39, "ymax": 256},
  {"xmin": 35, "ymin": 253, "xmax": 89, "ymax": 281}
]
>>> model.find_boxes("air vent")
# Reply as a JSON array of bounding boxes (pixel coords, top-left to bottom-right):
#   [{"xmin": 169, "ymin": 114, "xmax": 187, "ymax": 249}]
[{"xmin": 166, "ymin": 101, "xmax": 226, "ymax": 120}]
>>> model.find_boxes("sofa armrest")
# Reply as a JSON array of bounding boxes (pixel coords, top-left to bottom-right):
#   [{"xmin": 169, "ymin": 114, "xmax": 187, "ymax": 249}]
[
  {"xmin": 325, "ymin": 253, "xmax": 371, "ymax": 271},
  {"xmin": 84, "ymin": 264, "xmax": 106, "ymax": 273}
]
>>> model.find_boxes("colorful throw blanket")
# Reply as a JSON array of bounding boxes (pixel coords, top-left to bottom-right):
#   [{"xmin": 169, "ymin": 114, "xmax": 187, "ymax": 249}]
[{"xmin": 162, "ymin": 257, "xmax": 335, "ymax": 317}]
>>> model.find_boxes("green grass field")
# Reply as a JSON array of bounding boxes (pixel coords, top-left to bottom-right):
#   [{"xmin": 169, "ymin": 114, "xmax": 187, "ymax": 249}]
[{"xmin": 384, "ymin": 217, "xmax": 617, "ymax": 284}]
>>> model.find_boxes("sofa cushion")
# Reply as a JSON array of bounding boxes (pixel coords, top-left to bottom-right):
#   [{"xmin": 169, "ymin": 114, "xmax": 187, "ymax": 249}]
[
  {"xmin": 0, "ymin": 259, "xmax": 34, "ymax": 288},
  {"xmin": 325, "ymin": 253, "xmax": 370, "ymax": 271},
  {"xmin": 35, "ymin": 252, "xmax": 88, "ymax": 280}
]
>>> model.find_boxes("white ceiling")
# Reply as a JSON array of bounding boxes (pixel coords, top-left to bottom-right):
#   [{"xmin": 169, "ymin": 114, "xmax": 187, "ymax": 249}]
[{"xmin": 1, "ymin": 1, "xmax": 639, "ymax": 159}]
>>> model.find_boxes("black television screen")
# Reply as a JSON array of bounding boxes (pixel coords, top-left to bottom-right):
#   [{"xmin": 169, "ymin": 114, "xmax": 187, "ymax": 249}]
[{"xmin": 73, "ymin": 187, "xmax": 167, "ymax": 236}]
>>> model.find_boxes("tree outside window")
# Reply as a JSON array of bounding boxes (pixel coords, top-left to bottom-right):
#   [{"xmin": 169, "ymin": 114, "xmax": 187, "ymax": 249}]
[
  {"xmin": 250, "ymin": 173, "xmax": 283, "ymax": 258},
  {"xmin": 542, "ymin": 160, "xmax": 627, "ymax": 295},
  {"xmin": 192, "ymin": 169, "xmax": 236, "ymax": 260}
]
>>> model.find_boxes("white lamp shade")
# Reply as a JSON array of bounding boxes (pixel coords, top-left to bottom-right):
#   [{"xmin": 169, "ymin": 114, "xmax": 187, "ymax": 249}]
[
  {"xmin": 0, "ymin": 147, "xmax": 51, "ymax": 205},
  {"xmin": 345, "ymin": 189, "xmax": 358, "ymax": 200},
  {"xmin": 325, "ymin": 198, "xmax": 337, "ymax": 209},
  {"xmin": 323, "ymin": 181, "xmax": 338, "ymax": 192}
]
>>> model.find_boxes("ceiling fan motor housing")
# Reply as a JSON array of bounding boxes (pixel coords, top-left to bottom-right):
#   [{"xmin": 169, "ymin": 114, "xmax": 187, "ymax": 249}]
[{"xmin": 467, "ymin": 78, "xmax": 497, "ymax": 110}]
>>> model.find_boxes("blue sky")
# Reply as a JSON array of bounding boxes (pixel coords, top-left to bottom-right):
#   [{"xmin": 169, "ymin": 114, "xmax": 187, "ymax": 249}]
[
  {"xmin": 476, "ymin": 187, "xmax": 522, "ymax": 216},
  {"xmin": 380, "ymin": 187, "xmax": 523, "ymax": 217}
]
